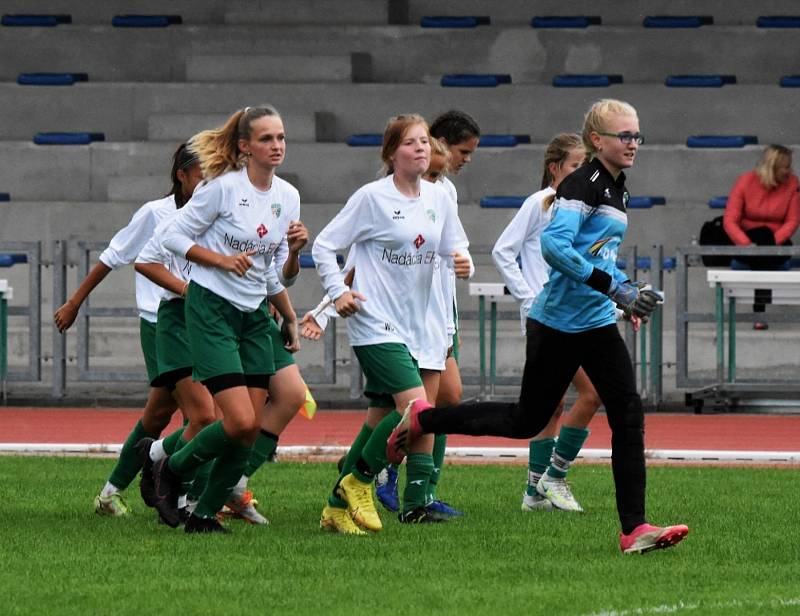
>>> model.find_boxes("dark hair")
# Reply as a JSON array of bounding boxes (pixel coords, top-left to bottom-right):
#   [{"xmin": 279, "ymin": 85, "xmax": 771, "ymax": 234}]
[
  {"xmin": 429, "ymin": 110, "xmax": 480, "ymax": 145},
  {"xmin": 167, "ymin": 143, "xmax": 199, "ymax": 208}
]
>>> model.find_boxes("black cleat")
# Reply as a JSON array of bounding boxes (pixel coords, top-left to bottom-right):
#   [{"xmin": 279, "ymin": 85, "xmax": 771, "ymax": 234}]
[
  {"xmin": 150, "ymin": 457, "xmax": 182, "ymax": 528},
  {"xmin": 398, "ymin": 506, "xmax": 447, "ymax": 524},
  {"xmin": 136, "ymin": 437, "xmax": 156, "ymax": 507},
  {"xmin": 184, "ymin": 514, "xmax": 230, "ymax": 534}
]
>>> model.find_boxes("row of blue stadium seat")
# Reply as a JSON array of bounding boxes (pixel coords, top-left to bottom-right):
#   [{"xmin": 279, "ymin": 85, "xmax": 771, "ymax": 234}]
[
  {"xmin": 347, "ymin": 135, "xmax": 757, "ymax": 148},
  {"xmin": 0, "ymin": 193, "xmax": 9, "ymax": 202},
  {"xmin": 480, "ymin": 196, "xmax": 666, "ymax": 209},
  {"xmin": 17, "ymin": 73, "xmax": 88, "ymax": 86},
  {"xmin": 2, "ymin": 14, "xmax": 181, "ymax": 27},
  {"xmin": 32, "ymin": 132, "xmax": 105, "ymax": 145},
  {"xmin": 0, "ymin": 253, "xmax": 27, "ymax": 267}
]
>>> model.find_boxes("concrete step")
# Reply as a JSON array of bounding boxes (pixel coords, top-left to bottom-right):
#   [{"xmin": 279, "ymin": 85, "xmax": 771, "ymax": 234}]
[
  {"xmin": 185, "ymin": 53, "xmax": 371, "ymax": 83},
  {"xmin": 146, "ymin": 112, "xmax": 320, "ymax": 142},
  {"xmin": 224, "ymin": 0, "xmax": 390, "ymax": 25}
]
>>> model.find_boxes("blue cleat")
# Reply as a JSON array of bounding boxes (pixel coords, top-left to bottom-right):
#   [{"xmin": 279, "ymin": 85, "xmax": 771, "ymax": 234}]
[
  {"xmin": 426, "ymin": 499, "xmax": 464, "ymax": 517},
  {"xmin": 375, "ymin": 465, "xmax": 399, "ymax": 513}
]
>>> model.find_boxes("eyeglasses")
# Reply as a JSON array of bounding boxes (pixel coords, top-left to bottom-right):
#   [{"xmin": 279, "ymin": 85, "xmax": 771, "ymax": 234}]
[{"xmin": 597, "ymin": 131, "xmax": 644, "ymax": 145}]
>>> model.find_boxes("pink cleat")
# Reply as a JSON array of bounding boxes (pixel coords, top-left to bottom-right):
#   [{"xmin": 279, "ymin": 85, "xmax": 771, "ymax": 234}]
[
  {"xmin": 620, "ymin": 523, "xmax": 689, "ymax": 554},
  {"xmin": 386, "ymin": 398, "xmax": 432, "ymax": 465}
]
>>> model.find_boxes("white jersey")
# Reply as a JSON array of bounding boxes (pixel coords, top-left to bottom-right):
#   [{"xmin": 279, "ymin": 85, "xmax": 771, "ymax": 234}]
[
  {"xmin": 312, "ymin": 174, "xmax": 471, "ymax": 360},
  {"xmin": 99, "ymin": 195, "xmax": 177, "ymax": 323},
  {"xmin": 492, "ymin": 187, "xmax": 554, "ymax": 332},
  {"xmin": 440, "ymin": 176, "xmax": 459, "ymax": 338},
  {"xmin": 161, "ymin": 167, "xmax": 300, "ymax": 313}
]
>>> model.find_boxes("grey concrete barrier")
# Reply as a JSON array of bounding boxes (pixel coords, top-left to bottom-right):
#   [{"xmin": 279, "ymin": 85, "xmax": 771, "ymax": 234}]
[{"xmin": 147, "ymin": 112, "xmax": 318, "ymax": 142}]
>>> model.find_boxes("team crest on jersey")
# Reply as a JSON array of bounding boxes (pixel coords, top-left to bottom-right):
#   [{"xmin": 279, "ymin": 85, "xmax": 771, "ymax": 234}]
[
  {"xmin": 256, "ymin": 224, "xmax": 268, "ymax": 238},
  {"xmin": 271, "ymin": 203, "xmax": 282, "ymax": 218},
  {"xmin": 238, "ymin": 197, "xmax": 250, "ymax": 207},
  {"xmin": 413, "ymin": 234, "xmax": 425, "ymax": 249},
  {"xmin": 426, "ymin": 209, "xmax": 436, "ymax": 222},
  {"xmin": 589, "ymin": 237, "xmax": 612, "ymax": 256}
]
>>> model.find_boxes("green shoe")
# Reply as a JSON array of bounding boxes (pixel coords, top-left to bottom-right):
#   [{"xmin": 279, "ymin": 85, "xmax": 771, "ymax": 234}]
[{"xmin": 94, "ymin": 492, "xmax": 131, "ymax": 517}]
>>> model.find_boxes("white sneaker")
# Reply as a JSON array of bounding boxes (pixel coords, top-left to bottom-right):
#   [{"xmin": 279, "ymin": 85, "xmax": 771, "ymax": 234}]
[
  {"xmin": 536, "ymin": 474, "xmax": 584, "ymax": 512},
  {"xmin": 521, "ymin": 491, "xmax": 553, "ymax": 511}
]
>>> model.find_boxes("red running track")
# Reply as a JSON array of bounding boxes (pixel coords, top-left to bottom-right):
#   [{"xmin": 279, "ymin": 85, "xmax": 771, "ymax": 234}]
[{"xmin": 1, "ymin": 407, "xmax": 799, "ymax": 451}]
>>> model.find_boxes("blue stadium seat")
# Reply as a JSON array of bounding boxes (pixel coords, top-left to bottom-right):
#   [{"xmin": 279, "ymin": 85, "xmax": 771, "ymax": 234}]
[
  {"xmin": 628, "ymin": 196, "xmax": 666, "ymax": 208},
  {"xmin": 440, "ymin": 74, "xmax": 511, "ymax": 87},
  {"xmin": 345, "ymin": 134, "xmax": 382, "ymax": 146},
  {"xmin": 708, "ymin": 196, "xmax": 728, "ymax": 209},
  {"xmin": 33, "ymin": 132, "xmax": 105, "ymax": 145},
  {"xmin": 686, "ymin": 136, "xmax": 758, "ymax": 148},
  {"xmin": 477, "ymin": 135, "xmax": 524, "ymax": 147},
  {"xmin": 531, "ymin": 16, "xmax": 601, "ymax": 28},
  {"xmin": 756, "ymin": 16, "xmax": 800, "ymax": 28},
  {"xmin": 616, "ymin": 257, "xmax": 676, "ymax": 271},
  {"xmin": 17, "ymin": 72, "xmax": 88, "ymax": 86},
  {"xmin": 0, "ymin": 193, "xmax": 9, "ymax": 202},
  {"xmin": 111, "ymin": 15, "xmax": 182, "ymax": 27},
  {"xmin": 479, "ymin": 196, "xmax": 526, "ymax": 208},
  {"xmin": 1, "ymin": 14, "xmax": 71, "ymax": 26},
  {"xmin": 665, "ymin": 75, "xmax": 736, "ymax": 87},
  {"xmin": 779, "ymin": 76, "xmax": 800, "ymax": 87},
  {"xmin": 420, "ymin": 16, "xmax": 490, "ymax": 28},
  {"xmin": 643, "ymin": 16, "xmax": 713, "ymax": 28},
  {"xmin": 0, "ymin": 253, "xmax": 28, "ymax": 267},
  {"xmin": 299, "ymin": 254, "xmax": 344, "ymax": 268},
  {"xmin": 552, "ymin": 74, "xmax": 623, "ymax": 87}
]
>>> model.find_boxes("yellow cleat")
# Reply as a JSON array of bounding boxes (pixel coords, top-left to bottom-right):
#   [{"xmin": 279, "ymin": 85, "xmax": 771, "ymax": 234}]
[
  {"xmin": 320, "ymin": 505, "xmax": 366, "ymax": 535},
  {"xmin": 335, "ymin": 473, "xmax": 382, "ymax": 531}
]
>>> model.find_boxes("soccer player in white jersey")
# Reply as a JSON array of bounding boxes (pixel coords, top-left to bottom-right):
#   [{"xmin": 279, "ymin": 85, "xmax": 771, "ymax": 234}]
[
  {"xmin": 53, "ymin": 144, "xmax": 202, "ymax": 517},
  {"xmin": 313, "ymin": 114, "xmax": 473, "ymax": 534},
  {"xmin": 493, "ymin": 133, "xmax": 606, "ymax": 512},
  {"xmin": 149, "ymin": 105, "xmax": 303, "ymax": 534}
]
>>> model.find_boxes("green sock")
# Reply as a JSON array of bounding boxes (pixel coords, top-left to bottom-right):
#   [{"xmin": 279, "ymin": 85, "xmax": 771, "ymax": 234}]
[
  {"xmin": 187, "ymin": 461, "xmax": 212, "ymax": 501},
  {"xmin": 193, "ymin": 441, "xmax": 252, "ymax": 519},
  {"xmin": 428, "ymin": 434, "xmax": 447, "ymax": 502},
  {"xmin": 327, "ymin": 423, "xmax": 374, "ymax": 509},
  {"xmin": 162, "ymin": 426, "xmax": 186, "ymax": 455},
  {"xmin": 107, "ymin": 419, "xmax": 159, "ymax": 490},
  {"xmin": 403, "ymin": 453, "xmax": 434, "ymax": 514},
  {"xmin": 547, "ymin": 426, "xmax": 590, "ymax": 479},
  {"xmin": 527, "ymin": 437, "xmax": 556, "ymax": 496},
  {"xmin": 168, "ymin": 420, "xmax": 233, "ymax": 475},
  {"xmin": 353, "ymin": 410, "xmax": 401, "ymax": 482},
  {"xmin": 244, "ymin": 430, "xmax": 279, "ymax": 478}
]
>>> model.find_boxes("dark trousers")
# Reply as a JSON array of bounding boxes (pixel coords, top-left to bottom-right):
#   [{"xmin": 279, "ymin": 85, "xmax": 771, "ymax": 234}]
[
  {"xmin": 420, "ymin": 319, "xmax": 646, "ymax": 533},
  {"xmin": 739, "ymin": 226, "xmax": 791, "ymax": 271}
]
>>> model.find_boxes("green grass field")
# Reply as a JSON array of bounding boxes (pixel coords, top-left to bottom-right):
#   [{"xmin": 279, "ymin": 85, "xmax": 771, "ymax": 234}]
[{"xmin": 1, "ymin": 457, "xmax": 798, "ymax": 615}]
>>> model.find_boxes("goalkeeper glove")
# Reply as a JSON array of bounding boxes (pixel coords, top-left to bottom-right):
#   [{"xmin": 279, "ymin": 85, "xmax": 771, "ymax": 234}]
[{"xmin": 608, "ymin": 280, "xmax": 663, "ymax": 322}]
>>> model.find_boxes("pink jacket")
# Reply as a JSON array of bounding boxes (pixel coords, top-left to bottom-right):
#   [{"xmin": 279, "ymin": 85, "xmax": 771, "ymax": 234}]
[{"xmin": 723, "ymin": 170, "xmax": 800, "ymax": 245}]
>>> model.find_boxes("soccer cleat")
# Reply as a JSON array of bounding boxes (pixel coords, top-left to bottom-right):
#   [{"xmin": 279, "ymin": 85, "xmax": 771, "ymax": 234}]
[
  {"xmin": 536, "ymin": 474, "xmax": 584, "ymax": 512},
  {"xmin": 136, "ymin": 437, "xmax": 156, "ymax": 507},
  {"xmin": 94, "ymin": 492, "xmax": 131, "ymax": 517},
  {"xmin": 620, "ymin": 523, "xmax": 690, "ymax": 554},
  {"xmin": 335, "ymin": 473, "xmax": 382, "ymax": 531},
  {"xmin": 184, "ymin": 514, "xmax": 230, "ymax": 534},
  {"xmin": 150, "ymin": 457, "xmax": 183, "ymax": 528},
  {"xmin": 375, "ymin": 466, "xmax": 400, "ymax": 512},
  {"xmin": 320, "ymin": 505, "xmax": 367, "ymax": 536},
  {"xmin": 398, "ymin": 506, "xmax": 446, "ymax": 524},
  {"xmin": 521, "ymin": 491, "xmax": 553, "ymax": 511},
  {"xmin": 220, "ymin": 491, "xmax": 269, "ymax": 525},
  {"xmin": 386, "ymin": 398, "xmax": 432, "ymax": 465},
  {"xmin": 426, "ymin": 499, "xmax": 464, "ymax": 517}
]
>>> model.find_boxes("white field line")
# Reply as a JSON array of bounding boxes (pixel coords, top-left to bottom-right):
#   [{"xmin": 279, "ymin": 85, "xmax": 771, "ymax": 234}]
[
  {"xmin": 583, "ymin": 596, "xmax": 800, "ymax": 615},
  {"xmin": 1, "ymin": 443, "xmax": 799, "ymax": 463}
]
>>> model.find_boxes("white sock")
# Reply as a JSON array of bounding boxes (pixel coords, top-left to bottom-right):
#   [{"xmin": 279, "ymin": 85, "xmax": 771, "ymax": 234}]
[
  {"xmin": 149, "ymin": 439, "xmax": 166, "ymax": 462},
  {"xmin": 177, "ymin": 494, "xmax": 187, "ymax": 509},
  {"xmin": 232, "ymin": 475, "xmax": 248, "ymax": 496},
  {"xmin": 100, "ymin": 482, "xmax": 119, "ymax": 498}
]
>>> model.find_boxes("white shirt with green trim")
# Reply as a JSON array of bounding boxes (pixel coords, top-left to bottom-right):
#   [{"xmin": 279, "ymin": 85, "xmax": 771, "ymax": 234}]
[
  {"xmin": 99, "ymin": 195, "xmax": 177, "ymax": 323},
  {"xmin": 161, "ymin": 167, "xmax": 300, "ymax": 313},
  {"xmin": 312, "ymin": 174, "xmax": 471, "ymax": 361}
]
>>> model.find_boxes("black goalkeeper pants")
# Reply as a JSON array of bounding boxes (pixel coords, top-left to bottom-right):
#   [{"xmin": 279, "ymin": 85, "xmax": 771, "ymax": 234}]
[{"xmin": 419, "ymin": 319, "xmax": 646, "ymax": 533}]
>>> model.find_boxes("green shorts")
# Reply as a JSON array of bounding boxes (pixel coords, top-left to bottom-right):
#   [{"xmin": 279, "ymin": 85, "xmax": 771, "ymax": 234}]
[
  {"xmin": 184, "ymin": 282, "xmax": 275, "ymax": 383},
  {"xmin": 269, "ymin": 316, "xmax": 296, "ymax": 372},
  {"xmin": 139, "ymin": 318, "xmax": 161, "ymax": 386},
  {"xmin": 155, "ymin": 298, "xmax": 193, "ymax": 377},
  {"xmin": 353, "ymin": 343, "xmax": 422, "ymax": 409},
  {"xmin": 449, "ymin": 329, "xmax": 460, "ymax": 364}
]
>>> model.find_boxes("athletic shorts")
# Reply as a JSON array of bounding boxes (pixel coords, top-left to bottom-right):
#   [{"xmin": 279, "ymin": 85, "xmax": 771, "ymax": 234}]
[
  {"xmin": 269, "ymin": 315, "xmax": 296, "ymax": 372},
  {"xmin": 448, "ymin": 329, "xmax": 460, "ymax": 364},
  {"xmin": 155, "ymin": 298, "xmax": 193, "ymax": 380},
  {"xmin": 185, "ymin": 282, "xmax": 275, "ymax": 383},
  {"xmin": 139, "ymin": 318, "xmax": 161, "ymax": 386},
  {"xmin": 353, "ymin": 343, "xmax": 422, "ymax": 409}
]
